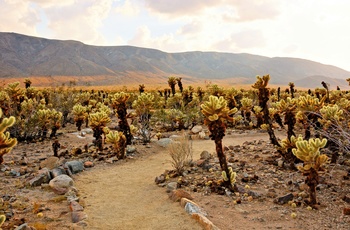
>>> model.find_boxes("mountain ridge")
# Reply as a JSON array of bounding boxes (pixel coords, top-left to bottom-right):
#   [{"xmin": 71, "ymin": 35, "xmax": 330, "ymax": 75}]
[{"xmin": 0, "ymin": 32, "xmax": 349, "ymax": 88}]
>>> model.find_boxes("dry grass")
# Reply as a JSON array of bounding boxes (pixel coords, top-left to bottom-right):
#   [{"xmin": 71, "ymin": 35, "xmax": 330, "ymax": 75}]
[{"xmin": 168, "ymin": 135, "xmax": 193, "ymax": 175}]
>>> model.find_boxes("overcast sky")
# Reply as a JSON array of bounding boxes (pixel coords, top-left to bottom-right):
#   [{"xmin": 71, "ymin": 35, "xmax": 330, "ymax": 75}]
[{"xmin": 1, "ymin": 0, "xmax": 350, "ymax": 71}]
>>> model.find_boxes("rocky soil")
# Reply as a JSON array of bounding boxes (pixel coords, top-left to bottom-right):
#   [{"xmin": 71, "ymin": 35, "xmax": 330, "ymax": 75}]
[{"xmin": 1, "ymin": 125, "xmax": 350, "ymax": 229}]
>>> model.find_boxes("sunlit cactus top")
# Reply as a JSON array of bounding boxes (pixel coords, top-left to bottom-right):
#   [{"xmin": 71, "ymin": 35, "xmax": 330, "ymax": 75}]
[
  {"xmin": 201, "ymin": 95, "xmax": 237, "ymax": 122},
  {"xmin": 252, "ymin": 74, "xmax": 270, "ymax": 89},
  {"xmin": 292, "ymin": 137, "xmax": 329, "ymax": 172},
  {"xmin": 111, "ymin": 92, "xmax": 130, "ymax": 107}
]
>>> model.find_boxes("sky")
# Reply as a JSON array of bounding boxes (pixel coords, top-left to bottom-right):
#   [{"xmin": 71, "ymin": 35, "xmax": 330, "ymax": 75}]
[{"xmin": 1, "ymin": 0, "xmax": 350, "ymax": 71}]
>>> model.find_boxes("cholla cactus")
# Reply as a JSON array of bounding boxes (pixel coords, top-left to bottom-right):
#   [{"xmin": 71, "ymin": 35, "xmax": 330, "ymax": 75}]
[
  {"xmin": 0, "ymin": 214, "xmax": 5, "ymax": 227},
  {"xmin": 252, "ymin": 74, "xmax": 270, "ymax": 89},
  {"xmin": 89, "ymin": 111, "xmax": 111, "ymax": 151},
  {"xmin": 201, "ymin": 95, "xmax": 238, "ymax": 191},
  {"xmin": 221, "ymin": 167, "xmax": 237, "ymax": 188},
  {"xmin": 240, "ymin": 97, "xmax": 253, "ymax": 126},
  {"xmin": 72, "ymin": 104, "xmax": 88, "ymax": 131},
  {"xmin": 319, "ymin": 104, "xmax": 343, "ymax": 129},
  {"xmin": 168, "ymin": 76, "xmax": 177, "ymax": 96},
  {"xmin": 105, "ymin": 131, "xmax": 126, "ymax": 159},
  {"xmin": 111, "ymin": 92, "xmax": 133, "ymax": 145},
  {"xmin": 297, "ymin": 95, "xmax": 325, "ymax": 140},
  {"xmin": 132, "ymin": 93, "xmax": 155, "ymax": 143},
  {"xmin": 0, "ymin": 108, "xmax": 17, "ymax": 164},
  {"xmin": 292, "ymin": 137, "xmax": 329, "ymax": 205}
]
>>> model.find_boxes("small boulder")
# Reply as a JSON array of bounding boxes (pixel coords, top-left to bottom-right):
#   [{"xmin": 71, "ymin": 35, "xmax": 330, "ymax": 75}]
[
  {"xmin": 200, "ymin": 151, "xmax": 211, "ymax": 160},
  {"xmin": 65, "ymin": 161, "xmax": 84, "ymax": 174},
  {"xmin": 169, "ymin": 189, "xmax": 193, "ymax": 202},
  {"xmin": 49, "ymin": 175, "xmax": 74, "ymax": 195},
  {"xmin": 191, "ymin": 125, "xmax": 203, "ymax": 134},
  {"xmin": 28, "ymin": 168, "xmax": 51, "ymax": 187}
]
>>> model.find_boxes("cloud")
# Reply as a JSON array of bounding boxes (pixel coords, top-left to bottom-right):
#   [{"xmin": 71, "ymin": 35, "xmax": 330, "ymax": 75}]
[
  {"xmin": 43, "ymin": 0, "xmax": 114, "ymax": 45},
  {"xmin": 143, "ymin": 0, "xmax": 280, "ymax": 22},
  {"xmin": 177, "ymin": 21, "xmax": 202, "ymax": 36},
  {"xmin": 212, "ymin": 30, "xmax": 266, "ymax": 52},
  {"xmin": 224, "ymin": 0, "xmax": 280, "ymax": 22},
  {"xmin": 128, "ymin": 25, "xmax": 184, "ymax": 51},
  {"xmin": 0, "ymin": 0, "xmax": 40, "ymax": 35},
  {"xmin": 142, "ymin": 0, "xmax": 218, "ymax": 16},
  {"xmin": 115, "ymin": 0, "xmax": 140, "ymax": 16}
]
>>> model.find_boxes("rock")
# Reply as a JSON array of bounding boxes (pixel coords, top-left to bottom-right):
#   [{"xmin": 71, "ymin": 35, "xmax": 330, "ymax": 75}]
[
  {"xmin": 84, "ymin": 161, "xmax": 94, "ymax": 168},
  {"xmin": 50, "ymin": 167, "xmax": 67, "ymax": 178},
  {"xmin": 180, "ymin": 198, "xmax": 198, "ymax": 208},
  {"xmin": 155, "ymin": 175, "xmax": 166, "ymax": 184},
  {"xmin": 166, "ymin": 182, "xmax": 178, "ymax": 193},
  {"xmin": 191, "ymin": 125, "xmax": 203, "ymax": 134},
  {"xmin": 248, "ymin": 190, "xmax": 261, "ymax": 198},
  {"xmin": 14, "ymin": 223, "xmax": 34, "ymax": 230},
  {"xmin": 40, "ymin": 156, "xmax": 60, "ymax": 170},
  {"xmin": 49, "ymin": 175, "xmax": 74, "ymax": 195},
  {"xmin": 275, "ymin": 193, "xmax": 294, "ymax": 205},
  {"xmin": 157, "ymin": 138, "xmax": 173, "ymax": 147},
  {"xmin": 81, "ymin": 128, "xmax": 93, "ymax": 134},
  {"xmin": 126, "ymin": 145, "xmax": 136, "ymax": 154},
  {"xmin": 28, "ymin": 168, "xmax": 51, "ymax": 187},
  {"xmin": 169, "ymin": 189, "xmax": 193, "ymax": 202},
  {"xmin": 343, "ymin": 196, "xmax": 350, "ymax": 204},
  {"xmin": 70, "ymin": 201, "xmax": 84, "ymax": 212},
  {"xmin": 65, "ymin": 161, "xmax": 84, "ymax": 174},
  {"xmin": 343, "ymin": 207, "xmax": 350, "ymax": 215},
  {"xmin": 200, "ymin": 151, "xmax": 211, "ymax": 160},
  {"xmin": 198, "ymin": 131, "xmax": 206, "ymax": 139},
  {"xmin": 191, "ymin": 213, "xmax": 219, "ymax": 230},
  {"xmin": 72, "ymin": 211, "xmax": 88, "ymax": 223},
  {"xmin": 185, "ymin": 202, "xmax": 201, "ymax": 214}
]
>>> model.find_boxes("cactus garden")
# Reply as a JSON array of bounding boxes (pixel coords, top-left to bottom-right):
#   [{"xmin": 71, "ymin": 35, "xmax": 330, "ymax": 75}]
[{"xmin": 1, "ymin": 77, "xmax": 350, "ymax": 229}]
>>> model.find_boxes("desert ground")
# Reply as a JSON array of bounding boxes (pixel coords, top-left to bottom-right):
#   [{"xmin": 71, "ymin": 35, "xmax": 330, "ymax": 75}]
[{"xmin": 1, "ymin": 124, "xmax": 350, "ymax": 230}]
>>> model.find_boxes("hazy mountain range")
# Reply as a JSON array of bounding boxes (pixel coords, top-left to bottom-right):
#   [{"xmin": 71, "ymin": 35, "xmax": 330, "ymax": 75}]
[{"xmin": 0, "ymin": 32, "xmax": 349, "ymax": 89}]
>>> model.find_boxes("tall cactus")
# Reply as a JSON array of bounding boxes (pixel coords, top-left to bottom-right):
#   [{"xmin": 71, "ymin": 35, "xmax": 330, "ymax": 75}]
[
  {"xmin": 111, "ymin": 92, "xmax": 133, "ymax": 145},
  {"xmin": 292, "ymin": 137, "xmax": 329, "ymax": 206},
  {"xmin": 0, "ymin": 108, "xmax": 18, "ymax": 164},
  {"xmin": 201, "ymin": 95, "xmax": 238, "ymax": 191}
]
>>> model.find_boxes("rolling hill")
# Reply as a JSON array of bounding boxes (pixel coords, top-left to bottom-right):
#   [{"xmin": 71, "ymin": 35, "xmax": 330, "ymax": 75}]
[{"xmin": 0, "ymin": 32, "xmax": 349, "ymax": 89}]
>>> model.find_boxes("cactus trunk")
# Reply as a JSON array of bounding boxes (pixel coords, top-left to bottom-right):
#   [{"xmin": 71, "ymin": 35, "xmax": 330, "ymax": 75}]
[
  {"xmin": 214, "ymin": 138, "xmax": 234, "ymax": 191},
  {"xmin": 306, "ymin": 168, "xmax": 319, "ymax": 206}
]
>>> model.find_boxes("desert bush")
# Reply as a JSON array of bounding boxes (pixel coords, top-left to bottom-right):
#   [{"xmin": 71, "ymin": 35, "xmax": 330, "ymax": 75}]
[{"xmin": 168, "ymin": 135, "xmax": 193, "ymax": 175}]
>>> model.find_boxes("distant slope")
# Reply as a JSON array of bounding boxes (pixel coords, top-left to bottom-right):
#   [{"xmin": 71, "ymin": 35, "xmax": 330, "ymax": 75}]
[{"xmin": 0, "ymin": 32, "xmax": 349, "ymax": 87}]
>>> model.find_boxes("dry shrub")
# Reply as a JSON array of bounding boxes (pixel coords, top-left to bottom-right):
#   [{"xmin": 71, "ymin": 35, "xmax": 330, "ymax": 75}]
[{"xmin": 168, "ymin": 135, "xmax": 193, "ymax": 175}]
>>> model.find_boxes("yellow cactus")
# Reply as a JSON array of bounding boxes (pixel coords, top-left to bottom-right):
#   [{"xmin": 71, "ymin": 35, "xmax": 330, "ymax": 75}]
[
  {"xmin": 252, "ymin": 75, "xmax": 270, "ymax": 89},
  {"xmin": 105, "ymin": 131, "xmax": 126, "ymax": 158},
  {"xmin": 292, "ymin": 137, "xmax": 329, "ymax": 172},
  {"xmin": 201, "ymin": 96, "xmax": 237, "ymax": 123},
  {"xmin": 73, "ymin": 104, "xmax": 87, "ymax": 121},
  {"xmin": 221, "ymin": 167, "xmax": 237, "ymax": 187},
  {"xmin": 111, "ymin": 92, "xmax": 130, "ymax": 108},
  {"xmin": 89, "ymin": 111, "xmax": 111, "ymax": 129},
  {"xmin": 0, "ymin": 108, "xmax": 17, "ymax": 164},
  {"xmin": 0, "ymin": 214, "xmax": 6, "ymax": 227},
  {"xmin": 132, "ymin": 93, "xmax": 155, "ymax": 115},
  {"xmin": 319, "ymin": 104, "xmax": 343, "ymax": 128}
]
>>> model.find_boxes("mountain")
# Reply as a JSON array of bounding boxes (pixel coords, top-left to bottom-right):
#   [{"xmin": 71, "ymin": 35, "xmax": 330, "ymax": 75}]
[{"xmin": 0, "ymin": 32, "xmax": 349, "ymax": 89}]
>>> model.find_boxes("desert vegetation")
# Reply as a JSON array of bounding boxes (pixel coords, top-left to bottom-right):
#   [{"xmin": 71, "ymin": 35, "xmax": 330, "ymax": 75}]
[{"xmin": 1, "ymin": 75, "xmax": 350, "ymax": 228}]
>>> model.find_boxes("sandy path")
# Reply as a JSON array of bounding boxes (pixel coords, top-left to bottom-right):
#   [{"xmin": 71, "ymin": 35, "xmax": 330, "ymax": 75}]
[{"xmin": 75, "ymin": 131, "xmax": 274, "ymax": 230}]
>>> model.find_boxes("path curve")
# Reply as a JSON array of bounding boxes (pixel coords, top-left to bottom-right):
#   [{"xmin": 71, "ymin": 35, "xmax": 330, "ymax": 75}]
[{"xmin": 75, "ymin": 132, "xmax": 274, "ymax": 230}]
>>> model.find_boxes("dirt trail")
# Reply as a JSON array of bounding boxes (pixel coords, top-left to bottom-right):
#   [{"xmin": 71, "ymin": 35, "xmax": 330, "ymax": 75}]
[{"xmin": 75, "ymin": 132, "xmax": 273, "ymax": 230}]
